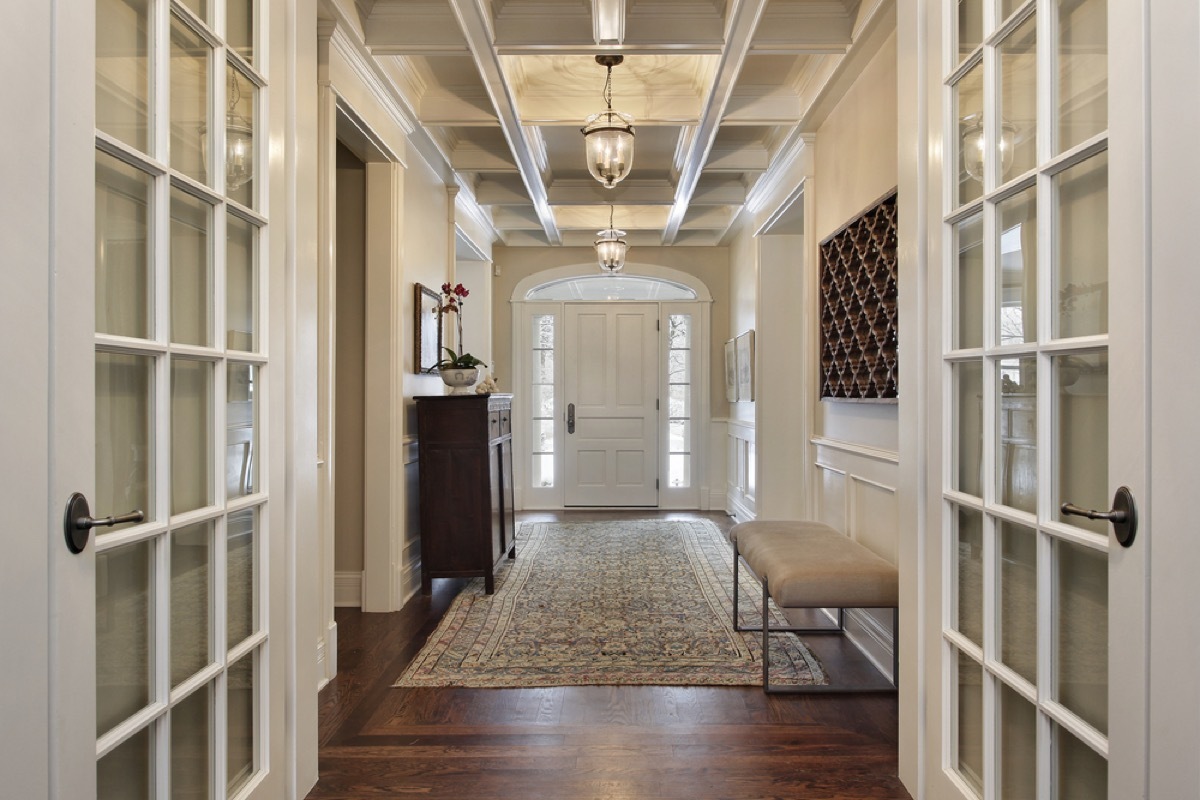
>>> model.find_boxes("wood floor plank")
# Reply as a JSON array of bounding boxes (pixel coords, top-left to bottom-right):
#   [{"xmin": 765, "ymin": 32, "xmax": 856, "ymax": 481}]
[{"xmin": 307, "ymin": 511, "xmax": 912, "ymax": 800}]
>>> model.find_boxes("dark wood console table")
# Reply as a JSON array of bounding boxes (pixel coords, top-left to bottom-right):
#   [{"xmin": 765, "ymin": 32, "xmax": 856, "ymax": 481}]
[{"xmin": 415, "ymin": 393, "xmax": 516, "ymax": 594}]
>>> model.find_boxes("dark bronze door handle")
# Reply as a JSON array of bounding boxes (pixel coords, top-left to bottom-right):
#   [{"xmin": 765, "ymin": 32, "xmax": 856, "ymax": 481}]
[
  {"xmin": 63, "ymin": 492, "xmax": 145, "ymax": 553},
  {"xmin": 567, "ymin": 403, "xmax": 575, "ymax": 434},
  {"xmin": 1061, "ymin": 486, "xmax": 1137, "ymax": 547}
]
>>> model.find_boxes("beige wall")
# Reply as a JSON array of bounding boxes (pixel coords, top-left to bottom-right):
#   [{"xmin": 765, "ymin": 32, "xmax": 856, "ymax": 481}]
[
  {"xmin": 334, "ymin": 143, "xmax": 365, "ymax": 573},
  {"xmin": 490, "ymin": 245, "xmax": 730, "ymax": 416},
  {"xmin": 727, "ymin": 225, "xmax": 758, "ymax": 427},
  {"xmin": 814, "ymin": 31, "xmax": 900, "ymax": 452}
]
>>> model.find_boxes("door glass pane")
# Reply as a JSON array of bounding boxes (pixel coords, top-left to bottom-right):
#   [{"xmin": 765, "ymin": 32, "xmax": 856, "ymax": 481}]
[
  {"xmin": 667, "ymin": 349, "xmax": 690, "ymax": 384},
  {"xmin": 227, "ymin": 0, "xmax": 255, "ymax": 64},
  {"xmin": 1057, "ymin": 0, "xmax": 1107, "ymax": 153},
  {"xmin": 955, "ymin": 506, "xmax": 983, "ymax": 645},
  {"xmin": 999, "ymin": 14, "xmax": 1037, "ymax": 180},
  {"xmin": 533, "ymin": 350, "xmax": 554, "ymax": 384},
  {"xmin": 170, "ymin": 187, "xmax": 212, "ymax": 346},
  {"xmin": 97, "ymin": 539, "xmax": 154, "ymax": 736},
  {"xmin": 1054, "ymin": 153, "xmax": 1109, "ymax": 339},
  {"xmin": 999, "ymin": 682, "xmax": 1037, "ymax": 799},
  {"xmin": 227, "ymin": 363, "xmax": 258, "ymax": 499},
  {"xmin": 669, "ymin": 420, "xmax": 691, "ymax": 454},
  {"xmin": 228, "ymin": 508, "xmax": 257, "ymax": 649},
  {"xmin": 1055, "ymin": 352, "xmax": 1108, "ymax": 534},
  {"xmin": 958, "ymin": 0, "xmax": 983, "ymax": 59},
  {"xmin": 96, "ymin": 152, "xmax": 153, "ymax": 339},
  {"xmin": 668, "ymin": 384, "xmax": 691, "ymax": 418},
  {"xmin": 96, "ymin": 353, "xmax": 155, "ymax": 530},
  {"xmin": 533, "ymin": 314, "xmax": 555, "ymax": 348},
  {"xmin": 952, "ymin": 361, "xmax": 983, "ymax": 497},
  {"xmin": 170, "ymin": 16, "xmax": 211, "ymax": 185},
  {"xmin": 227, "ymin": 654, "xmax": 256, "ymax": 795},
  {"xmin": 532, "ymin": 420, "xmax": 554, "ymax": 457},
  {"xmin": 532, "ymin": 384, "xmax": 554, "ymax": 418},
  {"xmin": 998, "ymin": 356, "xmax": 1037, "ymax": 513},
  {"xmin": 225, "ymin": 65, "xmax": 257, "ymax": 209},
  {"xmin": 953, "ymin": 213, "xmax": 984, "ymax": 349},
  {"xmin": 1054, "ymin": 723, "xmax": 1107, "ymax": 799},
  {"xmin": 171, "ymin": 358, "xmax": 213, "ymax": 515},
  {"xmin": 956, "ymin": 650, "xmax": 984, "ymax": 794},
  {"xmin": 999, "ymin": 521, "xmax": 1037, "ymax": 683},
  {"xmin": 998, "ymin": 187, "xmax": 1037, "ymax": 344},
  {"xmin": 171, "ymin": 683, "xmax": 212, "ymax": 799},
  {"xmin": 171, "ymin": 521, "xmax": 213, "ymax": 687},
  {"xmin": 1055, "ymin": 538, "xmax": 1107, "ymax": 733},
  {"xmin": 226, "ymin": 213, "xmax": 258, "ymax": 351},
  {"xmin": 98, "ymin": 726, "xmax": 152, "ymax": 800},
  {"xmin": 668, "ymin": 454, "xmax": 691, "ymax": 488},
  {"xmin": 955, "ymin": 63, "xmax": 985, "ymax": 206},
  {"xmin": 532, "ymin": 454, "xmax": 554, "ymax": 488},
  {"xmin": 96, "ymin": 0, "xmax": 151, "ymax": 153}
]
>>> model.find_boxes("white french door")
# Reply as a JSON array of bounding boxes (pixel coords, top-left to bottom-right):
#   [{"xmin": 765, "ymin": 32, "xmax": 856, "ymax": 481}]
[
  {"xmin": 563, "ymin": 303, "xmax": 659, "ymax": 506},
  {"xmin": 925, "ymin": 0, "xmax": 1148, "ymax": 797}
]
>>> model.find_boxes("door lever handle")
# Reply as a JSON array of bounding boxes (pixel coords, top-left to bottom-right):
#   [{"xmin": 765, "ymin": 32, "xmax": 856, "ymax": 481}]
[
  {"xmin": 63, "ymin": 492, "xmax": 145, "ymax": 554},
  {"xmin": 567, "ymin": 403, "xmax": 575, "ymax": 434},
  {"xmin": 1060, "ymin": 486, "xmax": 1137, "ymax": 548}
]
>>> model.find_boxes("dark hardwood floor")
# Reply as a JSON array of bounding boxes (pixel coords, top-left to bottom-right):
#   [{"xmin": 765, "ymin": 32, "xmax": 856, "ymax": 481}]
[{"xmin": 307, "ymin": 511, "xmax": 912, "ymax": 800}]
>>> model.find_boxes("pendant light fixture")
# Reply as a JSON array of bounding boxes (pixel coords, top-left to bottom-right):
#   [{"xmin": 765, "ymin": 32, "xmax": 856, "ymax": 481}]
[
  {"xmin": 595, "ymin": 205, "xmax": 628, "ymax": 273},
  {"xmin": 581, "ymin": 55, "xmax": 635, "ymax": 188},
  {"xmin": 202, "ymin": 69, "xmax": 254, "ymax": 191},
  {"xmin": 960, "ymin": 113, "xmax": 1016, "ymax": 183}
]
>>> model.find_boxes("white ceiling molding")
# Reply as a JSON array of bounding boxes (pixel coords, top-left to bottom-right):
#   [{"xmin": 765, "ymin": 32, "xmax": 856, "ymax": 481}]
[{"xmin": 592, "ymin": 0, "xmax": 626, "ymax": 45}]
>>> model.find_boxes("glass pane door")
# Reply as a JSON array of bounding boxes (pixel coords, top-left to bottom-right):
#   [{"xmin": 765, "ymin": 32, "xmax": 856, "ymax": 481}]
[
  {"xmin": 94, "ymin": 1, "xmax": 266, "ymax": 797},
  {"xmin": 943, "ymin": 0, "xmax": 1110, "ymax": 796}
]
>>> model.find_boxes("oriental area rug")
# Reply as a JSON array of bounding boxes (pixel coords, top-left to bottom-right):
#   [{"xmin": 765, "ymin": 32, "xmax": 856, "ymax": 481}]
[{"xmin": 394, "ymin": 518, "xmax": 826, "ymax": 688}]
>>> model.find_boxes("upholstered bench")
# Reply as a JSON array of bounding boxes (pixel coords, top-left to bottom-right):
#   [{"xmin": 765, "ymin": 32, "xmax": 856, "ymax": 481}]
[{"xmin": 729, "ymin": 520, "xmax": 899, "ymax": 693}]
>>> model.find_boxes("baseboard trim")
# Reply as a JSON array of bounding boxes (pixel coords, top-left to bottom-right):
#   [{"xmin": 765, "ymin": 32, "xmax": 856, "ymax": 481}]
[
  {"xmin": 843, "ymin": 608, "xmax": 896, "ymax": 682},
  {"xmin": 726, "ymin": 492, "xmax": 755, "ymax": 524},
  {"xmin": 334, "ymin": 571, "xmax": 363, "ymax": 608}
]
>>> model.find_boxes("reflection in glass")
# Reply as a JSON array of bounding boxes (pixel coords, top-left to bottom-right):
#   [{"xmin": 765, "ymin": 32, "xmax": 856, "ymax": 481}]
[
  {"xmin": 953, "ymin": 213, "xmax": 984, "ymax": 350},
  {"xmin": 96, "ymin": 151, "xmax": 153, "ymax": 339},
  {"xmin": 954, "ymin": 63, "xmax": 985, "ymax": 207},
  {"xmin": 1055, "ymin": 352, "xmax": 1108, "ymax": 535},
  {"xmin": 170, "ymin": 187, "xmax": 212, "ymax": 346},
  {"xmin": 999, "ymin": 14, "xmax": 1037, "ymax": 179},
  {"xmin": 96, "ymin": 0, "xmax": 151, "ymax": 153},
  {"xmin": 171, "ymin": 683, "xmax": 212, "ymax": 800},
  {"xmin": 227, "ymin": 654, "xmax": 256, "ymax": 795},
  {"xmin": 96, "ymin": 352, "xmax": 155, "ymax": 531},
  {"xmin": 955, "ymin": 506, "xmax": 983, "ymax": 646},
  {"xmin": 227, "ymin": 0, "xmax": 255, "ymax": 64},
  {"xmin": 1054, "ymin": 153, "xmax": 1109, "ymax": 339},
  {"xmin": 998, "ymin": 187, "xmax": 1037, "ymax": 345},
  {"xmin": 531, "ymin": 384, "xmax": 554, "ymax": 418},
  {"xmin": 227, "ymin": 213, "xmax": 258, "ymax": 351},
  {"xmin": 228, "ymin": 508, "xmax": 257, "ymax": 649},
  {"xmin": 227, "ymin": 363, "xmax": 258, "ymax": 499},
  {"xmin": 668, "ymin": 314, "xmax": 691, "ymax": 349},
  {"xmin": 953, "ymin": 361, "xmax": 983, "ymax": 497},
  {"xmin": 170, "ymin": 16, "xmax": 211, "ymax": 184},
  {"xmin": 998, "ymin": 356, "xmax": 1037, "ymax": 513},
  {"xmin": 98, "ymin": 725, "xmax": 152, "ymax": 800},
  {"xmin": 999, "ymin": 682, "xmax": 1037, "ymax": 799},
  {"xmin": 999, "ymin": 521, "xmax": 1038, "ymax": 683},
  {"xmin": 958, "ymin": 0, "xmax": 983, "ymax": 59},
  {"xmin": 225, "ymin": 65, "xmax": 257, "ymax": 208},
  {"xmin": 177, "ymin": 0, "xmax": 207, "ymax": 23},
  {"xmin": 1055, "ymin": 722, "xmax": 1107, "ymax": 799},
  {"xmin": 1055, "ymin": 538, "xmax": 1108, "ymax": 734},
  {"xmin": 1057, "ymin": 0, "xmax": 1107, "ymax": 154},
  {"xmin": 957, "ymin": 650, "xmax": 984, "ymax": 794},
  {"xmin": 171, "ymin": 359, "xmax": 213, "ymax": 515},
  {"xmin": 171, "ymin": 521, "xmax": 213, "ymax": 687},
  {"xmin": 533, "ymin": 315, "xmax": 555, "ymax": 348},
  {"xmin": 97, "ymin": 539, "xmax": 153, "ymax": 736}
]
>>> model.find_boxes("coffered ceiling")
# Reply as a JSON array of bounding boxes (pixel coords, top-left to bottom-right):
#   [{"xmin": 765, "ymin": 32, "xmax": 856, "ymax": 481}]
[{"xmin": 347, "ymin": 0, "xmax": 891, "ymax": 248}]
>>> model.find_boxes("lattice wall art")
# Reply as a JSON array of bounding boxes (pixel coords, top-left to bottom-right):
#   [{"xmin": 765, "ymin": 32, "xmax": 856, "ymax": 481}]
[{"xmin": 819, "ymin": 190, "xmax": 898, "ymax": 400}]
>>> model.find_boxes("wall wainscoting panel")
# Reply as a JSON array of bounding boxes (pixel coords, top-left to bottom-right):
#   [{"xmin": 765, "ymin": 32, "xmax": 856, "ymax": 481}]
[{"xmin": 726, "ymin": 420, "xmax": 756, "ymax": 521}]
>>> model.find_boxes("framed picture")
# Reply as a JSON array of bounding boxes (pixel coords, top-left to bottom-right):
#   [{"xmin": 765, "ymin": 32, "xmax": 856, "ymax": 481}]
[
  {"xmin": 414, "ymin": 283, "xmax": 443, "ymax": 373},
  {"xmin": 724, "ymin": 339, "xmax": 738, "ymax": 402},
  {"xmin": 735, "ymin": 330, "xmax": 755, "ymax": 402}
]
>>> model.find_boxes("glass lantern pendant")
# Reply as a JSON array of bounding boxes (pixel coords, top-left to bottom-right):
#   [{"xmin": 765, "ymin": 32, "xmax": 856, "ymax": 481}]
[
  {"xmin": 202, "ymin": 70, "xmax": 254, "ymax": 191},
  {"xmin": 582, "ymin": 55, "xmax": 635, "ymax": 189},
  {"xmin": 961, "ymin": 113, "xmax": 1016, "ymax": 183},
  {"xmin": 595, "ymin": 205, "xmax": 628, "ymax": 272}
]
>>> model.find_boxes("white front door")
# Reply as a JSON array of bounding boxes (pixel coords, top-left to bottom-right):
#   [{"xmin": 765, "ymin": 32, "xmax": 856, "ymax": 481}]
[
  {"xmin": 564, "ymin": 303, "xmax": 659, "ymax": 506},
  {"xmin": 924, "ymin": 0, "xmax": 1149, "ymax": 797}
]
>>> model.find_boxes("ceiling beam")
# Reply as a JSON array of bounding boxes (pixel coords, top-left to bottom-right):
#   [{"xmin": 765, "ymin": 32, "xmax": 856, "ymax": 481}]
[
  {"xmin": 446, "ymin": 0, "xmax": 562, "ymax": 243},
  {"xmin": 661, "ymin": 0, "xmax": 771, "ymax": 243},
  {"xmin": 365, "ymin": 1, "xmax": 470, "ymax": 55},
  {"xmin": 592, "ymin": 0, "xmax": 626, "ymax": 44}
]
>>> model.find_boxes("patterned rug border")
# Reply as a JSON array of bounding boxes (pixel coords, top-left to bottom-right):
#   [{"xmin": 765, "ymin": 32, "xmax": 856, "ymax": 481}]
[{"xmin": 394, "ymin": 519, "xmax": 827, "ymax": 689}]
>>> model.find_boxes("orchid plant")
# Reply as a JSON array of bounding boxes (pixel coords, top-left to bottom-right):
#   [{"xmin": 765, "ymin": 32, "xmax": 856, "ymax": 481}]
[{"xmin": 428, "ymin": 282, "xmax": 488, "ymax": 371}]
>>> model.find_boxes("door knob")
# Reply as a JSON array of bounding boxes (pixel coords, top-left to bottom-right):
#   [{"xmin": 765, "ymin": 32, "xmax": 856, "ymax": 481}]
[
  {"xmin": 1060, "ymin": 485, "xmax": 1137, "ymax": 548},
  {"xmin": 62, "ymin": 492, "xmax": 144, "ymax": 554}
]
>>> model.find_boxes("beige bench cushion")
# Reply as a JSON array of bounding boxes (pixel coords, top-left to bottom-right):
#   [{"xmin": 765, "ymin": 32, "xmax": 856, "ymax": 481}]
[{"xmin": 731, "ymin": 520, "xmax": 899, "ymax": 609}]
